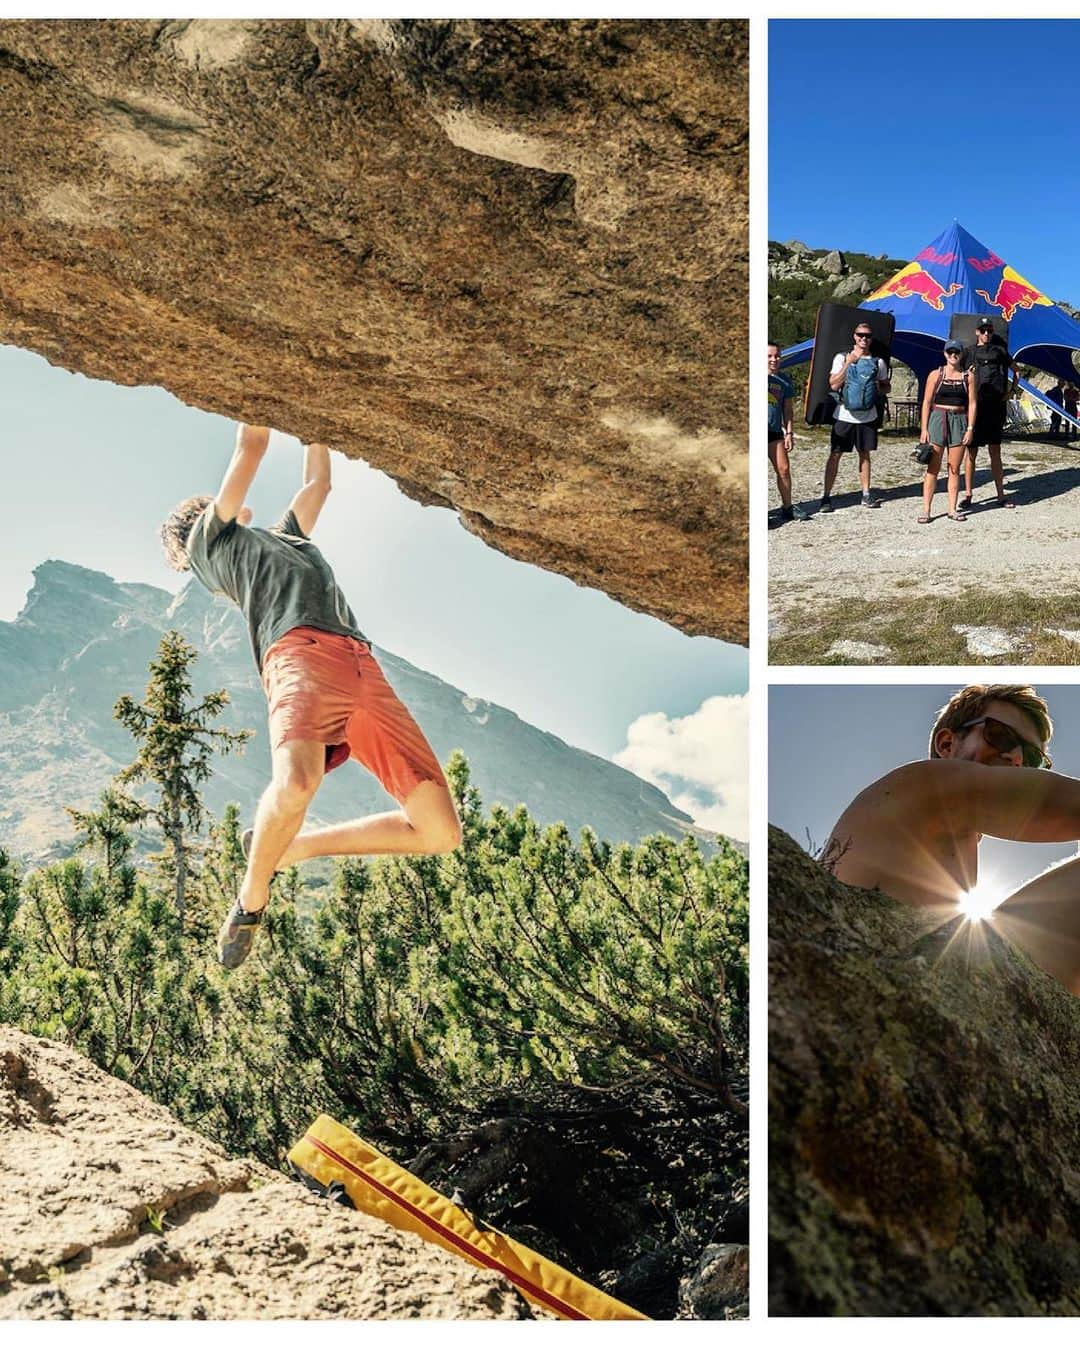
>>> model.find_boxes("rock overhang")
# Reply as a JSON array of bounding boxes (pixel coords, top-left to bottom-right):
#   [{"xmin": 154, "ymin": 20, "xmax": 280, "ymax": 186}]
[{"xmin": 0, "ymin": 17, "xmax": 747, "ymax": 643}]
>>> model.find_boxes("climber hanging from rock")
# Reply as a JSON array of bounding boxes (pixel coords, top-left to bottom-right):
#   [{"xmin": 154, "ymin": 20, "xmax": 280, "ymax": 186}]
[{"xmin": 160, "ymin": 424, "xmax": 462, "ymax": 968}]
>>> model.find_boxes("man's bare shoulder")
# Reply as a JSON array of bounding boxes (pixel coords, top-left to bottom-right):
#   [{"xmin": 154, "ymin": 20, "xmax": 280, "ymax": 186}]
[
  {"xmin": 833, "ymin": 760, "xmax": 987, "ymax": 834},
  {"xmin": 843, "ymin": 759, "xmax": 943, "ymax": 807},
  {"xmin": 853, "ymin": 758, "xmax": 1005, "ymax": 798}
]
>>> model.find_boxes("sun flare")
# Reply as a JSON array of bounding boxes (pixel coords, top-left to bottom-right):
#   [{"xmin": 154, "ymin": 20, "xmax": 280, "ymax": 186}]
[{"xmin": 958, "ymin": 877, "xmax": 1003, "ymax": 923}]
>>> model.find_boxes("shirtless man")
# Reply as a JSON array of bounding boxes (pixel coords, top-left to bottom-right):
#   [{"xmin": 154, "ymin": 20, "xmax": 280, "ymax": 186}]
[
  {"xmin": 160, "ymin": 424, "xmax": 462, "ymax": 968},
  {"xmin": 823, "ymin": 683, "xmax": 1080, "ymax": 995}
]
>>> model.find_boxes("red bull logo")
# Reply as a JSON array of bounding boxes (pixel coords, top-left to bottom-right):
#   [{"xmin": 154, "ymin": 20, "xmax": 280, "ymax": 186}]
[
  {"xmin": 917, "ymin": 247, "xmax": 956, "ymax": 266},
  {"xmin": 967, "ymin": 251, "xmax": 1005, "ymax": 274},
  {"xmin": 974, "ymin": 265, "xmax": 1053, "ymax": 322},
  {"xmin": 866, "ymin": 262, "xmax": 962, "ymax": 311}
]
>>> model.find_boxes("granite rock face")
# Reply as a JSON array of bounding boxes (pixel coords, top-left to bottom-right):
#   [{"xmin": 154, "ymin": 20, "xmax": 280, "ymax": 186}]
[
  {"xmin": 0, "ymin": 18, "xmax": 747, "ymax": 642},
  {"xmin": 769, "ymin": 826, "xmax": 1080, "ymax": 1316},
  {"xmin": 0, "ymin": 1027, "xmax": 531, "ymax": 1319}
]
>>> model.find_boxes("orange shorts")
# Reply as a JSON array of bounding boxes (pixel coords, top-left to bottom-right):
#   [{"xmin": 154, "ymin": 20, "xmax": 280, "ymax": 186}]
[{"xmin": 261, "ymin": 626, "xmax": 446, "ymax": 804}]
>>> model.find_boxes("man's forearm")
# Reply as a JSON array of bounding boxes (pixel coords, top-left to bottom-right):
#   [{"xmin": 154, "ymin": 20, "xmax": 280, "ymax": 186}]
[
  {"xmin": 973, "ymin": 765, "xmax": 1080, "ymax": 843},
  {"xmin": 303, "ymin": 442, "xmax": 331, "ymax": 487}
]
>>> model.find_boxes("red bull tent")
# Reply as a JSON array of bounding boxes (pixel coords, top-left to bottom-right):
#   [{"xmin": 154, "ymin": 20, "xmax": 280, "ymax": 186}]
[{"xmin": 781, "ymin": 222, "xmax": 1080, "ymax": 395}]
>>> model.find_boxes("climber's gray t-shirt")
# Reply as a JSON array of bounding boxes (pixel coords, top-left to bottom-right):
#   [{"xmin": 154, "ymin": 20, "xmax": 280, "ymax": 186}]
[{"xmin": 186, "ymin": 505, "xmax": 367, "ymax": 672}]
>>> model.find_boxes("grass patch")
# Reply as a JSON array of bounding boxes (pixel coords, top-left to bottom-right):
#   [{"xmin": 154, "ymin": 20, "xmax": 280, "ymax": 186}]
[{"xmin": 770, "ymin": 589, "xmax": 1080, "ymax": 665}]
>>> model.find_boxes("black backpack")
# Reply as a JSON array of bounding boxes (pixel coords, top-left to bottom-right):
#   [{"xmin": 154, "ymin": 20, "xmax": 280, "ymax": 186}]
[{"xmin": 971, "ymin": 344, "xmax": 1008, "ymax": 398}]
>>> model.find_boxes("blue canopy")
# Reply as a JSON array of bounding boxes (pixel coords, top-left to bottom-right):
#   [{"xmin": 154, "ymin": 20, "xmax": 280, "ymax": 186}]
[{"xmin": 782, "ymin": 222, "xmax": 1080, "ymax": 390}]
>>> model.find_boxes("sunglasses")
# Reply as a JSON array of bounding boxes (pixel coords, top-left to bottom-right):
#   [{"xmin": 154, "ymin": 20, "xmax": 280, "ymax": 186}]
[
  {"xmin": 956, "ymin": 717, "xmax": 1051, "ymax": 769},
  {"xmin": 946, "ymin": 349, "xmax": 962, "ymax": 357},
  {"xmin": 854, "ymin": 332, "xmax": 872, "ymax": 340}
]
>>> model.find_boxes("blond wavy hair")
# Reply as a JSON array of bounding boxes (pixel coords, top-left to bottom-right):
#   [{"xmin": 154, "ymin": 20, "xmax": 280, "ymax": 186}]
[
  {"xmin": 160, "ymin": 494, "xmax": 213, "ymax": 572},
  {"xmin": 928, "ymin": 684, "xmax": 1052, "ymax": 759}
]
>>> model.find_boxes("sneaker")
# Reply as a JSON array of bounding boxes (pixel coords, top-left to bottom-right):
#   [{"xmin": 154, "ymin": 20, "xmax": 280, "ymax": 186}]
[
  {"xmin": 861, "ymin": 492, "xmax": 881, "ymax": 509},
  {"xmin": 817, "ymin": 497, "xmax": 834, "ymax": 514},
  {"xmin": 217, "ymin": 901, "xmax": 264, "ymax": 970},
  {"xmin": 781, "ymin": 504, "xmax": 809, "ymax": 522}
]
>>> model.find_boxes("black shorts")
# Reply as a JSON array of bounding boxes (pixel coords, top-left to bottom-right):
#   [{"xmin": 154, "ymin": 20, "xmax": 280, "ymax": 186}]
[
  {"xmin": 971, "ymin": 396, "xmax": 1006, "ymax": 447},
  {"xmin": 830, "ymin": 420, "xmax": 877, "ymax": 453}
]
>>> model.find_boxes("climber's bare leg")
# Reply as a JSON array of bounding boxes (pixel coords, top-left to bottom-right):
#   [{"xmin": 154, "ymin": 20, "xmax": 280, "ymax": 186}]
[
  {"xmin": 239, "ymin": 739, "xmax": 325, "ymax": 914},
  {"xmin": 279, "ymin": 778, "xmax": 462, "ymax": 865}
]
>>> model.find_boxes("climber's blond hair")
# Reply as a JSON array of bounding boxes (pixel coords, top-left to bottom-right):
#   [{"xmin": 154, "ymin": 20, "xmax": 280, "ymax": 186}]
[{"xmin": 928, "ymin": 684, "xmax": 1052, "ymax": 758}]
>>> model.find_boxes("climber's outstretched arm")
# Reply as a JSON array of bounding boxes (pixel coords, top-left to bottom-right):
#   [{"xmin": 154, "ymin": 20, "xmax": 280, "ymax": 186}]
[
  {"xmin": 215, "ymin": 424, "xmax": 270, "ymax": 524},
  {"xmin": 289, "ymin": 442, "xmax": 332, "ymax": 536},
  {"xmin": 916, "ymin": 758, "xmax": 1080, "ymax": 844}
]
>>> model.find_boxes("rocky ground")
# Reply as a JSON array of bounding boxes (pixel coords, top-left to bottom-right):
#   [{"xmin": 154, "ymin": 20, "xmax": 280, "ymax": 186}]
[
  {"xmin": 769, "ymin": 826, "xmax": 1080, "ymax": 1316},
  {"xmin": 769, "ymin": 429, "xmax": 1080, "ymax": 664},
  {"xmin": 0, "ymin": 1028, "xmax": 534, "ymax": 1319}
]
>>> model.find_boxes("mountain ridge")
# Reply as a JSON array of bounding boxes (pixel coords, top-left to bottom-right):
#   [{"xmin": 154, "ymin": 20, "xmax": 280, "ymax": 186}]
[{"xmin": 0, "ymin": 560, "xmax": 718, "ymax": 864}]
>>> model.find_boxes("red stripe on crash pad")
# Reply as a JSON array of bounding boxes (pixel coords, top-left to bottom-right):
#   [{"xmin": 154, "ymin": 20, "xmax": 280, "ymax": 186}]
[{"xmin": 302, "ymin": 1132, "xmax": 587, "ymax": 1320}]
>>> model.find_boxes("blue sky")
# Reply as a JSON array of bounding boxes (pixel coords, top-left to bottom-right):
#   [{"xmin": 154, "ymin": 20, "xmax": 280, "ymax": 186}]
[
  {"xmin": 770, "ymin": 20, "xmax": 1080, "ymax": 304},
  {"xmin": 770, "ymin": 684, "xmax": 1080, "ymax": 896},
  {"xmin": 1, "ymin": 344, "xmax": 748, "ymax": 836}
]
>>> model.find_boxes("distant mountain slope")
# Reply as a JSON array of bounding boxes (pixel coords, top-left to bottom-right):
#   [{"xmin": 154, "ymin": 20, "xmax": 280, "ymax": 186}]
[
  {"xmin": 0, "ymin": 561, "xmax": 715, "ymax": 862},
  {"xmin": 768, "ymin": 241, "xmax": 908, "ymax": 352}
]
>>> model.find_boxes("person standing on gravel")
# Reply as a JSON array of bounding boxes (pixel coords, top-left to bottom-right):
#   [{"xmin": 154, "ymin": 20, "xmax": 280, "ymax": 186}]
[
  {"xmin": 1046, "ymin": 381, "xmax": 1065, "ymax": 438},
  {"xmin": 918, "ymin": 340, "xmax": 977, "ymax": 523},
  {"xmin": 962, "ymin": 318, "xmax": 1019, "ymax": 510},
  {"xmin": 160, "ymin": 424, "xmax": 462, "ymax": 969},
  {"xmin": 819, "ymin": 323, "xmax": 890, "ymax": 513},
  {"xmin": 768, "ymin": 341, "xmax": 807, "ymax": 524},
  {"xmin": 1063, "ymin": 385, "xmax": 1078, "ymax": 440}
]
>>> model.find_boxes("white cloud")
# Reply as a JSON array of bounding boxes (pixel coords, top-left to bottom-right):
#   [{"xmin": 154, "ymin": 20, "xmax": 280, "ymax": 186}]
[{"xmin": 614, "ymin": 694, "xmax": 748, "ymax": 841}]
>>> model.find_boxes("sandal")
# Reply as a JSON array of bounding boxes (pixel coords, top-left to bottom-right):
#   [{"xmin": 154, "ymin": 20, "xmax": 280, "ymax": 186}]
[
  {"xmin": 948, "ymin": 510, "xmax": 968, "ymax": 522},
  {"xmin": 917, "ymin": 513, "xmax": 932, "ymax": 524},
  {"xmin": 994, "ymin": 497, "xmax": 1016, "ymax": 509}
]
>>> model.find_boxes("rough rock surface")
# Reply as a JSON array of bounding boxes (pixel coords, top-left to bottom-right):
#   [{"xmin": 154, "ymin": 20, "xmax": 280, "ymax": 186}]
[
  {"xmin": 832, "ymin": 271, "xmax": 869, "ymax": 299},
  {"xmin": 0, "ymin": 18, "xmax": 747, "ymax": 643},
  {"xmin": 677, "ymin": 1243, "xmax": 748, "ymax": 1320},
  {"xmin": 769, "ymin": 827, "xmax": 1080, "ymax": 1316},
  {"xmin": 0, "ymin": 1027, "xmax": 531, "ymax": 1319}
]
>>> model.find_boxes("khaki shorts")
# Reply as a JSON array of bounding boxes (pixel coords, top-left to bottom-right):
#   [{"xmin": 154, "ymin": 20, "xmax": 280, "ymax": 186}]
[{"xmin": 261, "ymin": 626, "xmax": 445, "ymax": 804}]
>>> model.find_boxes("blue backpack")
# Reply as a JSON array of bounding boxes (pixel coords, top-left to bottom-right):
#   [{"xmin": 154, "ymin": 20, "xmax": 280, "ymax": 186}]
[{"xmin": 842, "ymin": 356, "xmax": 879, "ymax": 413}]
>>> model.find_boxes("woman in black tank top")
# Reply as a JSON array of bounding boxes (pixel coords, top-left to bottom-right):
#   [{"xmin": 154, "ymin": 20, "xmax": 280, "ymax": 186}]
[{"xmin": 917, "ymin": 342, "xmax": 977, "ymax": 523}]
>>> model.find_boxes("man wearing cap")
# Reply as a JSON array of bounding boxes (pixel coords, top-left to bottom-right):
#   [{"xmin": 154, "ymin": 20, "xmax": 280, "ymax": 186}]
[
  {"xmin": 820, "ymin": 322, "xmax": 891, "ymax": 512},
  {"xmin": 962, "ymin": 318, "xmax": 1020, "ymax": 509}
]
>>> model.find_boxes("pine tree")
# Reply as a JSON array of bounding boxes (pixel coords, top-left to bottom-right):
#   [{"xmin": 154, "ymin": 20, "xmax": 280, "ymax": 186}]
[
  {"xmin": 113, "ymin": 631, "xmax": 251, "ymax": 924},
  {"xmin": 0, "ymin": 845, "xmax": 23, "ymax": 1021}
]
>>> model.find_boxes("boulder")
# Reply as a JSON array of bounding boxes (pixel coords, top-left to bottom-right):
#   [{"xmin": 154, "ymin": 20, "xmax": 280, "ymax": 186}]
[
  {"xmin": 0, "ymin": 18, "xmax": 747, "ymax": 643},
  {"xmin": 677, "ymin": 1243, "xmax": 748, "ymax": 1319},
  {"xmin": 832, "ymin": 272, "xmax": 869, "ymax": 299},
  {"xmin": 0, "ymin": 1027, "xmax": 532, "ymax": 1318},
  {"xmin": 769, "ymin": 826, "xmax": 1080, "ymax": 1316},
  {"xmin": 814, "ymin": 249, "xmax": 845, "ymax": 276}
]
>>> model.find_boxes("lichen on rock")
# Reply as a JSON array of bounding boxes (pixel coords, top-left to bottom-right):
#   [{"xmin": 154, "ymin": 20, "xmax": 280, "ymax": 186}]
[{"xmin": 769, "ymin": 825, "xmax": 1080, "ymax": 1316}]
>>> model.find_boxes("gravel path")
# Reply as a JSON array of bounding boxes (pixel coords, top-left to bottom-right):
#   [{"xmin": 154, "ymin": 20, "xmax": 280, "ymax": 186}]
[{"xmin": 769, "ymin": 432, "xmax": 1080, "ymax": 635}]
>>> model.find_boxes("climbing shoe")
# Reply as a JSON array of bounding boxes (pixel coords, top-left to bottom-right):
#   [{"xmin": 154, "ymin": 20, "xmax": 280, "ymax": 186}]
[{"xmin": 217, "ymin": 901, "xmax": 264, "ymax": 970}]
